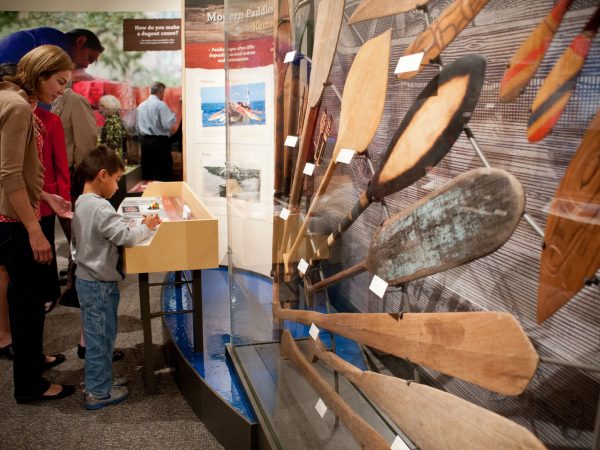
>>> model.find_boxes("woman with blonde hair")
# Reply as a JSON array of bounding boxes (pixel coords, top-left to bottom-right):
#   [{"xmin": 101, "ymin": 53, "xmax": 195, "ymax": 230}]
[{"xmin": 0, "ymin": 45, "xmax": 75, "ymax": 403}]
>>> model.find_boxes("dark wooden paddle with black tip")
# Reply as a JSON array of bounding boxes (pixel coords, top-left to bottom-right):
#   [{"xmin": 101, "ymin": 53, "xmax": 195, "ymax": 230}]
[
  {"xmin": 307, "ymin": 167, "xmax": 524, "ymax": 293},
  {"xmin": 348, "ymin": 0, "xmax": 431, "ymax": 25},
  {"xmin": 308, "ymin": 54, "xmax": 486, "ymax": 265}
]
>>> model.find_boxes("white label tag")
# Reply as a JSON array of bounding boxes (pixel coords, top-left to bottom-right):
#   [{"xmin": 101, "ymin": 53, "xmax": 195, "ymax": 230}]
[
  {"xmin": 309, "ymin": 323, "xmax": 319, "ymax": 340},
  {"xmin": 303, "ymin": 163, "xmax": 315, "ymax": 176},
  {"xmin": 298, "ymin": 258, "xmax": 309, "ymax": 274},
  {"xmin": 284, "ymin": 135, "xmax": 298, "ymax": 147},
  {"xmin": 394, "ymin": 52, "xmax": 424, "ymax": 74},
  {"xmin": 315, "ymin": 398, "xmax": 327, "ymax": 418},
  {"xmin": 279, "ymin": 208, "xmax": 290, "ymax": 220},
  {"xmin": 336, "ymin": 148, "xmax": 355, "ymax": 164},
  {"xmin": 369, "ymin": 275, "xmax": 388, "ymax": 298},
  {"xmin": 391, "ymin": 436, "xmax": 411, "ymax": 450},
  {"xmin": 284, "ymin": 50, "xmax": 297, "ymax": 63},
  {"xmin": 182, "ymin": 205, "xmax": 191, "ymax": 220}
]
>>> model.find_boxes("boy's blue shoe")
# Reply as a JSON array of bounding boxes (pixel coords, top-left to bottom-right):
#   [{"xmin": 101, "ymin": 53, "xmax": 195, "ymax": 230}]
[{"xmin": 84, "ymin": 386, "xmax": 128, "ymax": 410}]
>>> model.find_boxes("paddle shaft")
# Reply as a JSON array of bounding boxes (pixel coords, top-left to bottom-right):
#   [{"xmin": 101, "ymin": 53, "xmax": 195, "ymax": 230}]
[
  {"xmin": 348, "ymin": 0, "xmax": 431, "ymax": 25},
  {"xmin": 288, "ymin": 105, "xmax": 320, "ymax": 207},
  {"xmin": 307, "ymin": 260, "xmax": 367, "ymax": 294}
]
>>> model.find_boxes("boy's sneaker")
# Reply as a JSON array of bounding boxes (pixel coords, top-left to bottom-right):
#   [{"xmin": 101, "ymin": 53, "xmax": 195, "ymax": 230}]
[{"xmin": 84, "ymin": 386, "xmax": 128, "ymax": 410}]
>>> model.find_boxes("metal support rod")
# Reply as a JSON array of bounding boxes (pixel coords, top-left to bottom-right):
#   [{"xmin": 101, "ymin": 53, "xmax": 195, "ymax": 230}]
[
  {"xmin": 150, "ymin": 309, "xmax": 194, "ymax": 318},
  {"xmin": 365, "ymin": 152, "xmax": 390, "ymax": 220},
  {"xmin": 330, "ymin": 83, "xmax": 343, "ymax": 103},
  {"xmin": 540, "ymin": 356, "xmax": 600, "ymax": 373},
  {"xmin": 138, "ymin": 272, "xmax": 156, "ymax": 394},
  {"xmin": 192, "ymin": 269, "xmax": 204, "ymax": 353},
  {"xmin": 343, "ymin": 11, "xmax": 365, "ymax": 45}
]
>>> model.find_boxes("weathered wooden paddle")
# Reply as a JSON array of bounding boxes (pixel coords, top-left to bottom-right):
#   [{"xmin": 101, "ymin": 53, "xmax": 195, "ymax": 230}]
[
  {"xmin": 309, "ymin": 54, "xmax": 486, "ymax": 264},
  {"xmin": 280, "ymin": 330, "xmax": 391, "ymax": 450},
  {"xmin": 307, "ymin": 168, "xmax": 524, "ymax": 293},
  {"xmin": 273, "ymin": 302, "xmax": 539, "ymax": 395},
  {"xmin": 537, "ymin": 109, "xmax": 600, "ymax": 323},
  {"xmin": 307, "ymin": 337, "xmax": 547, "ymax": 449},
  {"xmin": 528, "ymin": 6, "xmax": 600, "ymax": 142},
  {"xmin": 283, "ymin": 29, "xmax": 392, "ymax": 271},
  {"xmin": 499, "ymin": 0, "xmax": 574, "ymax": 102},
  {"xmin": 397, "ymin": 0, "xmax": 490, "ymax": 80},
  {"xmin": 348, "ymin": 0, "xmax": 431, "ymax": 25}
]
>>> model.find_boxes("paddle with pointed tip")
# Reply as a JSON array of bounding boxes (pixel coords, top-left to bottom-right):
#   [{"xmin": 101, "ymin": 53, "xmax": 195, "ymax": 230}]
[
  {"xmin": 309, "ymin": 54, "xmax": 486, "ymax": 265},
  {"xmin": 307, "ymin": 337, "xmax": 547, "ymax": 449},
  {"xmin": 283, "ymin": 29, "xmax": 392, "ymax": 272},
  {"xmin": 274, "ymin": 302, "xmax": 539, "ymax": 395},
  {"xmin": 537, "ymin": 108, "xmax": 600, "ymax": 323},
  {"xmin": 528, "ymin": 6, "xmax": 600, "ymax": 142},
  {"xmin": 280, "ymin": 330, "xmax": 392, "ymax": 450},
  {"xmin": 499, "ymin": 0, "xmax": 574, "ymax": 102},
  {"xmin": 397, "ymin": 0, "xmax": 490, "ymax": 80},
  {"xmin": 348, "ymin": 0, "xmax": 431, "ymax": 25}
]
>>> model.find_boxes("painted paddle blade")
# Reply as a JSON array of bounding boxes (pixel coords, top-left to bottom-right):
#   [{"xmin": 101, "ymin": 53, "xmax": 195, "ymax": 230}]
[
  {"xmin": 348, "ymin": 0, "xmax": 431, "ymax": 25},
  {"xmin": 528, "ymin": 6, "xmax": 600, "ymax": 142},
  {"xmin": 397, "ymin": 0, "xmax": 490, "ymax": 79},
  {"xmin": 537, "ymin": 109, "xmax": 600, "ymax": 323},
  {"xmin": 310, "ymin": 339, "xmax": 547, "ymax": 450},
  {"xmin": 279, "ymin": 330, "xmax": 392, "ymax": 450},
  {"xmin": 499, "ymin": 0, "xmax": 574, "ymax": 102},
  {"xmin": 367, "ymin": 168, "xmax": 525, "ymax": 285},
  {"xmin": 273, "ymin": 303, "xmax": 539, "ymax": 395}
]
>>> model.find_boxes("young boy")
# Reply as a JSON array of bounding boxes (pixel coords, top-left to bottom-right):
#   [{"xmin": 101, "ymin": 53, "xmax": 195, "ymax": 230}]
[{"xmin": 71, "ymin": 145, "xmax": 160, "ymax": 410}]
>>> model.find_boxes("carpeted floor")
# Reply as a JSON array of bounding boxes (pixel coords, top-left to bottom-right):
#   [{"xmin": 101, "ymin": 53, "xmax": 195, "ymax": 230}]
[{"xmin": 0, "ymin": 222, "xmax": 223, "ymax": 450}]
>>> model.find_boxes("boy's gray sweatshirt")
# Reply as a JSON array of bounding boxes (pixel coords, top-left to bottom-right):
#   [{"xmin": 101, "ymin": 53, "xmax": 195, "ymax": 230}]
[{"xmin": 71, "ymin": 193, "xmax": 152, "ymax": 282}]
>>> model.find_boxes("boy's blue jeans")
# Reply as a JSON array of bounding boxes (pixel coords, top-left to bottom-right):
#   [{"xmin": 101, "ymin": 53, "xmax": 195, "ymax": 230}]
[{"xmin": 75, "ymin": 278, "xmax": 120, "ymax": 398}]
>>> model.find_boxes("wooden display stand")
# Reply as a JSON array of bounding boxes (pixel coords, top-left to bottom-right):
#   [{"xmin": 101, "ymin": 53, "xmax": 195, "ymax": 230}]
[{"xmin": 123, "ymin": 181, "xmax": 218, "ymax": 393}]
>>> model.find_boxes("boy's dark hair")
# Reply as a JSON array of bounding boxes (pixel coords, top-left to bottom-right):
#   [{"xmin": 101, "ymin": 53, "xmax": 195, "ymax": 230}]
[
  {"xmin": 66, "ymin": 29, "xmax": 105, "ymax": 52},
  {"xmin": 74, "ymin": 145, "xmax": 124, "ymax": 195}
]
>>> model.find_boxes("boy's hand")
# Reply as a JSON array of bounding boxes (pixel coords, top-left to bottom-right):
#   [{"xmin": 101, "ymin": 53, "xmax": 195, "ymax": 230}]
[{"xmin": 142, "ymin": 214, "xmax": 161, "ymax": 230}]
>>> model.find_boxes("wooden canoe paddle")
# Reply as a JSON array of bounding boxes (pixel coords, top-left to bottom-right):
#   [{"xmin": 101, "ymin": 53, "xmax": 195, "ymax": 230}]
[
  {"xmin": 309, "ymin": 54, "xmax": 486, "ymax": 264},
  {"xmin": 273, "ymin": 302, "xmax": 539, "ymax": 395},
  {"xmin": 307, "ymin": 337, "xmax": 547, "ymax": 450},
  {"xmin": 283, "ymin": 29, "xmax": 392, "ymax": 272},
  {"xmin": 397, "ymin": 0, "xmax": 490, "ymax": 80},
  {"xmin": 348, "ymin": 0, "xmax": 431, "ymax": 25},
  {"xmin": 499, "ymin": 0, "xmax": 574, "ymax": 102},
  {"xmin": 537, "ymin": 109, "xmax": 600, "ymax": 323},
  {"xmin": 307, "ymin": 167, "xmax": 524, "ymax": 293},
  {"xmin": 528, "ymin": 6, "xmax": 600, "ymax": 142},
  {"xmin": 280, "ymin": 330, "xmax": 391, "ymax": 450}
]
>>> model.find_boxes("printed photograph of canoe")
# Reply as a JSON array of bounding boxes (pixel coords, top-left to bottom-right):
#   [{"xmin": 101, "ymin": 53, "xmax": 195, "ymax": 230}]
[{"xmin": 201, "ymin": 82, "xmax": 266, "ymax": 127}]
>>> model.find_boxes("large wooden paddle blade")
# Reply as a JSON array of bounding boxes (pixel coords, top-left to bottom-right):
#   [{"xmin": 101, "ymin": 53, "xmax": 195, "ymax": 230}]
[
  {"xmin": 397, "ymin": 0, "xmax": 490, "ymax": 79},
  {"xmin": 537, "ymin": 109, "xmax": 600, "ymax": 324},
  {"xmin": 528, "ymin": 6, "xmax": 600, "ymax": 142},
  {"xmin": 348, "ymin": 0, "xmax": 431, "ymax": 25},
  {"xmin": 499, "ymin": 0, "xmax": 573, "ymax": 102},
  {"xmin": 367, "ymin": 168, "xmax": 525, "ymax": 285},
  {"xmin": 369, "ymin": 54, "xmax": 486, "ymax": 201}
]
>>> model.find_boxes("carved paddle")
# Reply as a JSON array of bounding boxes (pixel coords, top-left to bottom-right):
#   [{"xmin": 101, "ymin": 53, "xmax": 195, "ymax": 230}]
[
  {"xmin": 307, "ymin": 168, "xmax": 524, "ymax": 293},
  {"xmin": 537, "ymin": 109, "xmax": 600, "ymax": 323},
  {"xmin": 307, "ymin": 337, "xmax": 547, "ymax": 450},
  {"xmin": 348, "ymin": 0, "xmax": 431, "ymax": 25},
  {"xmin": 499, "ymin": 0, "xmax": 574, "ymax": 102},
  {"xmin": 280, "ymin": 330, "xmax": 391, "ymax": 450},
  {"xmin": 273, "ymin": 302, "xmax": 539, "ymax": 395},
  {"xmin": 309, "ymin": 54, "xmax": 486, "ymax": 264},
  {"xmin": 528, "ymin": 6, "xmax": 600, "ymax": 142},
  {"xmin": 397, "ymin": 0, "xmax": 490, "ymax": 80},
  {"xmin": 283, "ymin": 29, "xmax": 392, "ymax": 271}
]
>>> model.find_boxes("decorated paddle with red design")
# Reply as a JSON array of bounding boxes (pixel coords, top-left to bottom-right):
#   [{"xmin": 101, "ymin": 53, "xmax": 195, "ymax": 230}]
[
  {"xmin": 499, "ymin": 0, "xmax": 574, "ymax": 102},
  {"xmin": 397, "ymin": 0, "xmax": 490, "ymax": 79},
  {"xmin": 309, "ymin": 54, "xmax": 486, "ymax": 264},
  {"xmin": 537, "ymin": 109, "xmax": 600, "ymax": 323},
  {"xmin": 528, "ymin": 6, "xmax": 600, "ymax": 142},
  {"xmin": 307, "ymin": 337, "xmax": 547, "ymax": 449},
  {"xmin": 348, "ymin": 0, "xmax": 431, "ymax": 25}
]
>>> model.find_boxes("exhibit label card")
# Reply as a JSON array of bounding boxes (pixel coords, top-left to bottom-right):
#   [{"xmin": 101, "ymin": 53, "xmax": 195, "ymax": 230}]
[
  {"xmin": 369, "ymin": 275, "xmax": 388, "ymax": 298},
  {"xmin": 284, "ymin": 135, "xmax": 298, "ymax": 147},
  {"xmin": 303, "ymin": 163, "xmax": 315, "ymax": 176},
  {"xmin": 394, "ymin": 52, "xmax": 424, "ymax": 74},
  {"xmin": 336, "ymin": 148, "xmax": 355, "ymax": 164},
  {"xmin": 284, "ymin": 50, "xmax": 297, "ymax": 63},
  {"xmin": 309, "ymin": 323, "xmax": 320, "ymax": 340},
  {"xmin": 315, "ymin": 398, "xmax": 327, "ymax": 418},
  {"xmin": 298, "ymin": 258, "xmax": 309, "ymax": 275},
  {"xmin": 182, "ymin": 205, "xmax": 191, "ymax": 220},
  {"xmin": 391, "ymin": 436, "xmax": 411, "ymax": 450},
  {"xmin": 279, "ymin": 208, "xmax": 290, "ymax": 220}
]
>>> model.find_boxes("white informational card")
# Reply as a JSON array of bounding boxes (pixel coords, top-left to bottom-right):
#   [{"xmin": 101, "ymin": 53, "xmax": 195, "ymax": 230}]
[
  {"xmin": 298, "ymin": 258, "xmax": 309, "ymax": 275},
  {"xmin": 303, "ymin": 163, "xmax": 315, "ymax": 176},
  {"xmin": 336, "ymin": 148, "xmax": 355, "ymax": 164},
  {"xmin": 315, "ymin": 398, "xmax": 327, "ymax": 418},
  {"xmin": 369, "ymin": 275, "xmax": 388, "ymax": 298},
  {"xmin": 279, "ymin": 208, "xmax": 291, "ymax": 220},
  {"xmin": 284, "ymin": 135, "xmax": 298, "ymax": 147},
  {"xmin": 182, "ymin": 205, "xmax": 191, "ymax": 220},
  {"xmin": 394, "ymin": 52, "xmax": 424, "ymax": 74},
  {"xmin": 284, "ymin": 50, "xmax": 297, "ymax": 63},
  {"xmin": 309, "ymin": 323, "xmax": 320, "ymax": 340},
  {"xmin": 391, "ymin": 435, "xmax": 411, "ymax": 450}
]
